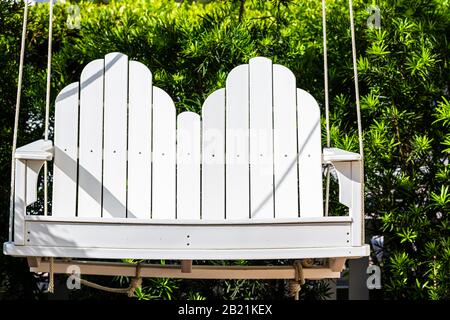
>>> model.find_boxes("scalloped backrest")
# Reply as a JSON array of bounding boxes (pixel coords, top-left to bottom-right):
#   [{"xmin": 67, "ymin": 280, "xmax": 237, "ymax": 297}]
[{"xmin": 52, "ymin": 54, "xmax": 323, "ymax": 220}]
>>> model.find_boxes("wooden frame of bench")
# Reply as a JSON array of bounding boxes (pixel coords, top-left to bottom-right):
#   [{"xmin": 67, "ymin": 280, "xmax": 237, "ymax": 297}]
[{"xmin": 26, "ymin": 257, "xmax": 349, "ymax": 280}]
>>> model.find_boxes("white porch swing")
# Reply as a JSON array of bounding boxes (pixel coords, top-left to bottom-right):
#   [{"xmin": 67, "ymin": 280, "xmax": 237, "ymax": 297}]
[{"xmin": 4, "ymin": 0, "xmax": 369, "ymax": 298}]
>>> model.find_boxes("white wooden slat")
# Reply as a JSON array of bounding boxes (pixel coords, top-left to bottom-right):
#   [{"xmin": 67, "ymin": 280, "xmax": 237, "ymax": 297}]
[
  {"xmin": 176, "ymin": 112, "xmax": 201, "ymax": 220},
  {"xmin": 350, "ymin": 161, "xmax": 362, "ymax": 246},
  {"xmin": 26, "ymin": 160, "xmax": 45, "ymax": 206},
  {"xmin": 78, "ymin": 59, "xmax": 104, "ymax": 217},
  {"xmin": 297, "ymin": 88, "xmax": 323, "ymax": 217},
  {"xmin": 14, "ymin": 159, "xmax": 26, "ymax": 245},
  {"xmin": 273, "ymin": 64, "xmax": 299, "ymax": 218},
  {"xmin": 201, "ymin": 88, "xmax": 225, "ymax": 220},
  {"xmin": 7, "ymin": 241, "xmax": 369, "ymax": 260},
  {"xmin": 26, "ymin": 220, "xmax": 351, "ymax": 250},
  {"xmin": 249, "ymin": 57, "xmax": 274, "ymax": 219},
  {"xmin": 332, "ymin": 162, "xmax": 352, "ymax": 209},
  {"xmin": 52, "ymin": 82, "xmax": 79, "ymax": 217},
  {"xmin": 225, "ymin": 65, "xmax": 250, "ymax": 220},
  {"xmin": 152, "ymin": 86, "xmax": 176, "ymax": 219},
  {"xmin": 127, "ymin": 61, "xmax": 152, "ymax": 219},
  {"xmin": 26, "ymin": 215, "xmax": 351, "ymax": 224},
  {"xmin": 102, "ymin": 53, "xmax": 128, "ymax": 218}
]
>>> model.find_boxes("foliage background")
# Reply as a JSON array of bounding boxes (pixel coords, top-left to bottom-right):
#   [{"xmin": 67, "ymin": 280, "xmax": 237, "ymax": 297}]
[{"xmin": 0, "ymin": 0, "xmax": 449, "ymax": 299}]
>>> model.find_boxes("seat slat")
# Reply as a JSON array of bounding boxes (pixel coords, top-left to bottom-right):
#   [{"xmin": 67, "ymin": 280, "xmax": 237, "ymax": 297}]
[
  {"xmin": 78, "ymin": 59, "xmax": 104, "ymax": 217},
  {"xmin": 152, "ymin": 87, "xmax": 176, "ymax": 219},
  {"xmin": 102, "ymin": 53, "xmax": 128, "ymax": 218},
  {"xmin": 297, "ymin": 89, "xmax": 323, "ymax": 217},
  {"xmin": 176, "ymin": 112, "xmax": 201, "ymax": 219},
  {"xmin": 53, "ymin": 82, "xmax": 79, "ymax": 217},
  {"xmin": 273, "ymin": 64, "xmax": 299, "ymax": 218},
  {"xmin": 201, "ymin": 89, "xmax": 225, "ymax": 220},
  {"xmin": 128, "ymin": 61, "xmax": 152, "ymax": 219},
  {"xmin": 249, "ymin": 57, "xmax": 274, "ymax": 219},
  {"xmin": 225, "ymin": 65, "xmax": 250, "ymax": 219}
]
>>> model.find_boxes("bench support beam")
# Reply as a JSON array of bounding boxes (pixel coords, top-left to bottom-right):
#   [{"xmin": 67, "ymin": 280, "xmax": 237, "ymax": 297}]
[
  {"xmin": 30, "ymin": 259, "xmax": 346, "ymax": 280},
  {"xmin": 181, "ymin": 260, "xmax": 192, "ymax": 273}
]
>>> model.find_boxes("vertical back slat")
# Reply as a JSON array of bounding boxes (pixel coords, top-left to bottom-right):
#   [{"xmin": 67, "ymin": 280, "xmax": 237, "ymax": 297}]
[
  {"xmin": 225, "ymin": 65, "xmax": 250, "ymax": 220},
  {"xmin": 152, "ymin": 86, "xmax": 176, "ymax": 219},
  {"xmin": 127, "ymin": 61, "xmax": 152, "ymax": 219},
  {"xmin": 201, "ymin": 89, "xmax": 225, "ymax": 220},
  {"xmin": 53, "ymin": 82, "xmax": 79, "ymax": 217},
  {"xmin": 249, "ymin": 57, "xmax": 274, "ymax": 219},
  {"xmin": 176, "ymin": 112, "xmax": 201, "ymax": 220},
  {"xmin": 297, "ymin": 88, "xmax": 323, "ymax": 217},
  {"xmin": 273, "ymin": 64, "xmax": 299, "ymax": 218},
  {"xmin": 78, "ymin": 59, "xmax": 104, "ymax": 217},
  {"xmin": 102, "ymin": 53, "xmax": 128, "ymax": 218}
]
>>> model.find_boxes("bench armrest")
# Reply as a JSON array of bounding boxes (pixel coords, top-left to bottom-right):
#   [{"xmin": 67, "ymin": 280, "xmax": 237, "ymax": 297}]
[
  {"xmin": 322, "ymin": 147, "xmax": 363, "ymax": 246},
  {"xmin": 13, "ymin": 140, "xmax": 53, "ymax": 245},
  {"xmin": 323, "ymin": 147, "xmax": 361, "ymax": 163},
  {"xmin": 15, "ymin": 140, "xmax": 54, "ymax": 161}
]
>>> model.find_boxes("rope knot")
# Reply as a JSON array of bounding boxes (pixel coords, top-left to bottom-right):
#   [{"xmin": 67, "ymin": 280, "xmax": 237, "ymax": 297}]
[
  {"xmin": 127, "ymin": 277, "xmax": 142, "ymax": 297},
  {"xmin": 127, "ymin": 263, "xmax": 142, "ymax": 297},
  {"xmin": 289, "ymin": 260, "xmax": 305, "ymax": 300}
]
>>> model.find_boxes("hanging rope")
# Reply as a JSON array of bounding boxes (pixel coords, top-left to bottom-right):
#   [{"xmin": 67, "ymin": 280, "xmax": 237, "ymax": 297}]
[
  {"xmin": 322, "ymin": 0, "xmax": 365, "ymax": 221},
  {"xmin": 74, "ymin": 263, "xmax": 142, "ymax": 297},
  {"xmin": 9, "ymin": 0, "xmax": 29, "ymax": 242},
  {"xmin": 44, "ymin": 0, "xmax": 54, "ymax": 216},
  {"xmin": 348, "ymin": 0, "xmax": 365, "ymax": 239},
  {"xmin": 322, "ymin": 0, "xmax": 331, "ymax": 217},
  {"xmin": 48, "ymin": 257, "xmax": 55, "ymax": 293}
]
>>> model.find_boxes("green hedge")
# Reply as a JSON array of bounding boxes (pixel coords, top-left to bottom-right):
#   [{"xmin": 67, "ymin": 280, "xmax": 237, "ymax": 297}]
[{"xmin": 0, "ymin": 0, "xmax": 449, "ymax": 299}]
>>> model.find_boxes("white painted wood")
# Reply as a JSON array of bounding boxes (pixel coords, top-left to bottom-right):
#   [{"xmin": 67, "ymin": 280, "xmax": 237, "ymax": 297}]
[
  {"xmin": 176, "ymin": 112, "xmax": 201, "ymax": 220},
  {"xmin": 25, "ymin": 215, "xmax": 352, "ymax": 224},
  {"xmin": 323, "ymin": 147, "xmax": 361, "ymax": 162},
  {"xmin": 13, "ymin": 140, "xmax": 51, "ymax": 245},
  {"xmin": 78, "ymin": 59, "xmax": 104, "ymax": 218},
  {"xmin": 327, "ymin": 159, "xmax": 362, "ymax": 246},
  {"xmin": 350, "ymin": 161, "xmax": 362, "ymax": 246},
  {"xmin": 128, "ymin": 61, "xmax": 152, "ymax": 219},
  {"xmin": 103, "ymin": 53, "xmax": 128, "ymax": 218},
  {"xmin": 152, "ymin": 86, "xmax": 176, "ymax": 219},
  {"xmin": 332, "ymin": 161, "xmax": 353, "ymax": 208},
  {"xmin": 225, "ymin": 65, "xmax": 250, "ymax": 219},
  {"xmin": 5, "ymin": 56, "xmax": 371, "ymax": 263},
  {"xmin": 53, "ymin": 82, "xmax": 79, "ymax": 218},
  {"xmin": 4, "ymin": 241, "xmax": 370, "ymax": 260},
  {"xmin": 297, "ymin": 88, "xmax": 323, "ymax": 217},
  {"xmin": 249, "ymin": 57, "xmax": 274, "ymax": 219},
  {"xmin": 201, "ymin": 88, "xmax": 225, "ymax": 220},
  {"xmin": 26, "ymin": 160, "xmax": 46, "ymax": 206},
  {"xmin": 13, "ymin": 159, "xmax": 26, "ymax": 245},
  {"xmin": 273, "ymin": 64, "xmax": 299, "ymax": 218},
  {"xmin": 25, "ymin": 220, "xmax": 351, "ymax": 249},
  {"xmin": 15, "ymin": 139, "xmax": 53, "ymax": 160}
]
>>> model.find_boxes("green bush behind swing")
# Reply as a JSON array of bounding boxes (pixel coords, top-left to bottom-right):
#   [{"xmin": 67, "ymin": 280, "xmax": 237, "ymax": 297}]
[{"xmin": 0, "ymin": 0, "xmax": 449, "ymax": 299}]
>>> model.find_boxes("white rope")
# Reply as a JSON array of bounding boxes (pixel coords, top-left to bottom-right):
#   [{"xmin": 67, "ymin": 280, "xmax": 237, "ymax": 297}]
[
  {"xmin": 322, "ymin": 0, "xmax": 331, "ymax": 217},
  {"xmin": 9, "ymin": 0, "xmax": 29, "ymax": 242},
  {"xmin": 322, "ymin": 0, "xmax": 330, "ymax": 149},
  {"xmin": 349, "ymin": 0, "xmax": 365, "ymax": 239},
  {"xmin": 44, "ymin": 0, "xmax": 54, "ymax": 216}
]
